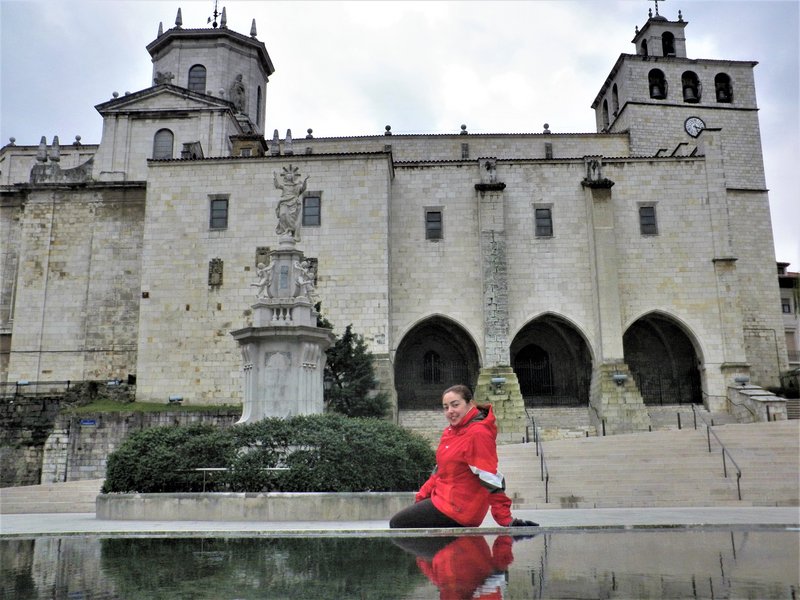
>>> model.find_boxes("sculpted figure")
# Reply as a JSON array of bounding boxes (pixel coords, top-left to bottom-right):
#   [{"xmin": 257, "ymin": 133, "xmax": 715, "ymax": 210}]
[
  {"xmin": 251, "ymin": 259, "xmax": 274, "ymax": 299},
  {"xmin": 294, "ymin": 260, "xmax": 317, "ymax": 301},
  {"xmin": 274, "ymin": 164, "xmax": 309, "ymax": 242},
  {"xmin": 230, "ymin": 74, "xmax": 246, "ymax": 113}
]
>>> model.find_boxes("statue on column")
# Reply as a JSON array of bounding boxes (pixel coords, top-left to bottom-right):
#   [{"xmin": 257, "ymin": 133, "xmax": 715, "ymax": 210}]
[
  {"xmin": 273, "ymin": 164, "xmax": 309, "ymax": 242},
  {"xmin": 251, "ymin": 258, "xmax": 274, "ymax": 299}
]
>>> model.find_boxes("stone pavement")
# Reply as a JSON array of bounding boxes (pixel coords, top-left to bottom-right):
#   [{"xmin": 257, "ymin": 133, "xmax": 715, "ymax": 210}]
[{"xmin": 1, "ymin": 506, "xmax": 797, "ymax": 538}]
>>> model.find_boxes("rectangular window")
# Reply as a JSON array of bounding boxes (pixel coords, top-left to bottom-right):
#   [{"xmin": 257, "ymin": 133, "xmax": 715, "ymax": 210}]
[
  {"xmin": 639, "ymin": 205, "xmax": 658, "ymax": 235},
  {"xmin": 302, "ymin": 194, "xmax": 321, "ymax": 226},
  {"xmin": 209, "ymin": 196, "xmax": 229, "ymax": 229},
  {"xmin": 535, "ymin": 207, "xmax": 553, "ymax": 237},
  {"xmin": 425, "ymin": 209, "xmax": 443, "ymax": 240},
  {"xmin": 782, "ymin": 299, "xmax": 792, "ymax": 314}
]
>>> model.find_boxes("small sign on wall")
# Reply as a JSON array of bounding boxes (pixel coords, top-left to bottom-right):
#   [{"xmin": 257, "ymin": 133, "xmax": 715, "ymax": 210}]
[{"xmin": 80, "ymin": 419, "xmax": 97, "ymax": 426}]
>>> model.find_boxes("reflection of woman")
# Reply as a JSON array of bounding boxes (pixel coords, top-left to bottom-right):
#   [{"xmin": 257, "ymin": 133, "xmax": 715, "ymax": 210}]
[
  {"xmin": 390, "ymin": 384, "xmax": 538, "ymax": 528},
  {"xmin": 395, "ymin": 535, "xmax": 515, "ymax": 600}
]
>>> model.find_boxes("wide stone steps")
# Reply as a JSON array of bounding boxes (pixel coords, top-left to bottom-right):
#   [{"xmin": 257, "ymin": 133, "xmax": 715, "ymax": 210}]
[
  {"xmin": 499, "ymin": 420, "xmax": 799, "ymax": 509},
  {"xmin": 0, "ymin": 478, "xmax": 103, "ymax": 514}
]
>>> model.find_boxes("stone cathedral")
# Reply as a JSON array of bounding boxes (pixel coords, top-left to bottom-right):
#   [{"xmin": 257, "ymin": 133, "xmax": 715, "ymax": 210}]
[{"xmin": 0, "ymin": 6, "xmax": 789, "ymax": 434}]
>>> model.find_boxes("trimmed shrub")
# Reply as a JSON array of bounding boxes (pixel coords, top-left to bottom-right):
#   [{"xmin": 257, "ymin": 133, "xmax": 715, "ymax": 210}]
[
  {"xmin": 102, "ymin": 414, "xmax": 435, "ymax": 494},
  {"xmin": 102, "ymin": 423, "xmax": 237, "ymax": 493}
]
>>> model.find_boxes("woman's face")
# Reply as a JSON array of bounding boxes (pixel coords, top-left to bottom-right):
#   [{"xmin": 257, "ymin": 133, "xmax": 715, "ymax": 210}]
[{"xmin": 442, "ymin": 391, "xmax": 473, "ymax": 426}]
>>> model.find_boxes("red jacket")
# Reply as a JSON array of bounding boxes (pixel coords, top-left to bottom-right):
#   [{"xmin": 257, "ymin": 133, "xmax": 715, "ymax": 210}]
[
  {"xmin": 416, "ymin": 404, "xmax": 513, "ymax": 527},
  {"xmin": 416, "ymin": 535, "xmax": 514, "ymax": 600}
]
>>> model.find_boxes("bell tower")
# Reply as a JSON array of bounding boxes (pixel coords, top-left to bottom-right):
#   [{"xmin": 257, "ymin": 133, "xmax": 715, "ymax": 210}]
[{"xmin": 591, "ymin": 7, "xmax": 764, "ymax": 189}]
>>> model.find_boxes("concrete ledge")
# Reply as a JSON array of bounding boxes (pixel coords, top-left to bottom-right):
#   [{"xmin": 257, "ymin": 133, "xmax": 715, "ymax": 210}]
[{"xmin": 96, "ymin": 491, "xmax": 416, "ymax": 521}]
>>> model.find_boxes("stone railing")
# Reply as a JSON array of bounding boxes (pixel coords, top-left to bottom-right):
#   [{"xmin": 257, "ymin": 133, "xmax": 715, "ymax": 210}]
[{"xmin": 727, "ymin": 385, "xmax": 787, "ymax": 422}]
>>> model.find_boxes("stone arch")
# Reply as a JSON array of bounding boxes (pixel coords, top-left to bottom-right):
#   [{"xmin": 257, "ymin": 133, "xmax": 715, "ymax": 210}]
[
  {"xmin": 510, "ymin": 313, "xmax": 593, "ymax": 407},
  {"xmin": 662, "ymin": 31, "xmax": 676, "ymax": 56},
  {"xmin": 715, "ymin": 73, "xmax": 733, "ymax": 103},
  {"xmin": 648, "ymin": 69, "xmax": 667, "ymax": 99},
  {"xmin": 611, "ymin": 83, "xmax": 619, "ymax": 116},
  {"xmin": 623, "ymin": 311, "xmax": 703, "ymax": 405},
  {"xmin": 394, "ymin": 315, "xmax": 481, "ymax": 410},
  {"xmin": 682, "ymin": 70, "xmax": 701, "ymax": 103}
]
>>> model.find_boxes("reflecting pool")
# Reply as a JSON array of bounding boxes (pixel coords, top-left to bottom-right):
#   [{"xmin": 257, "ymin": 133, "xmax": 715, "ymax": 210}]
[{"xmin": 2, "ymin": 528, "xmax": 797, "ymax": 599}]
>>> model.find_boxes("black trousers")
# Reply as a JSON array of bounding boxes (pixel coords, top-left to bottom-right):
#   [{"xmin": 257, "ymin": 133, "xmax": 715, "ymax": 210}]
[{"xmin": 389, "ymin": 498, "xmax": 463, "ymax": 529}]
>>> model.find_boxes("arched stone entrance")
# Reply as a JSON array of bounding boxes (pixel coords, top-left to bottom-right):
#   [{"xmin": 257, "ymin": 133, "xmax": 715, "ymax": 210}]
[
  {"xmin": 623, "ymin": 313, "xmax": 702, "ymax": 405},
  {"xmin": 510, "ymin": 315, "xmax": 592, "ymax": 407},
  {"xmin": 394, "ymin": 317, "xmax": 481, "ymax": 410}
]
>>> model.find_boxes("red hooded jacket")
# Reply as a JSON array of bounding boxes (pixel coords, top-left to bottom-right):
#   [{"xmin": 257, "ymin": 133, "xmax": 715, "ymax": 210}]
[{"xmin": 416, "ymin": 404, "xmax": 513, "ymax": 527}]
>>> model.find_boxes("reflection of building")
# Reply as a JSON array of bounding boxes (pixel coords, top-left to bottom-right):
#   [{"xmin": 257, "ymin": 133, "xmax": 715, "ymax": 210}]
[
  {"xmin": 778, "ymin": 263, "xmax": 799, "ymax": 368},
  {"xmin": 0, "ymin": 8, "xmax": 789, "ymax": 433}
]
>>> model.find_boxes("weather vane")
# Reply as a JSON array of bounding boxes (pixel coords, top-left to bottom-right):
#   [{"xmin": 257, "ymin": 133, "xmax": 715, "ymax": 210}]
[
  {"xmin": 649, "ymin": 0, "xmax": 665, "ymax": 17},
  {"xmin": 207, "ymin": 0, "xmax": 220, "ymax": 28}
]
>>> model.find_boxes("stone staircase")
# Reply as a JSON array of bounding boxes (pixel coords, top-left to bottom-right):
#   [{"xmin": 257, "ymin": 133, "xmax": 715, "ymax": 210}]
[
  {"xmin": 0, "ymin": 478, "xmax": 103, "ymax": 514},
  {"xmin": 500, "ymin": 419, "xmax": 799, "ymax": 509}
]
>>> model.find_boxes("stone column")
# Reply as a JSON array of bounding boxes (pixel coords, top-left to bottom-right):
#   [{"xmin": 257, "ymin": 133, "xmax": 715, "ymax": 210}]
[
  {"xmin": 474, "ymin": 159, "xmax": 527, "ymax": 443},
  {"xmin": 582, "ymin": 157, "xmax": 650, "ymax": 434},
  {"xmin": 699, "ymin": 130, "xmax": 749, "ymax": 409}
]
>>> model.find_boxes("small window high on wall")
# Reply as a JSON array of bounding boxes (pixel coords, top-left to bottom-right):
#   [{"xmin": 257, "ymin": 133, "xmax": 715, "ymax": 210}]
[
  {"xmin": 152, "ymin": 129, "xmax": 174, "ymax": 159},
  {"xmin": 602, "ymin": 99, "xmax": 610, "ymax": 130},
  {"xmin": 715, "ymin": 73, "xmax": 733, "ymax": 103},
  {"xmin": 648, "ymin": 69, "xmax": 667, "ymax": 99},
  {"xmin": 425, "ymin": 209, "xmax": 443, "ymax": 240},
  {"xmin": 612, "ymin": 84, "xmax": 619, "ymax": 116},
  {"xmin": 188, "ymin": 65, "xmax": 207, "ymax": 93}
]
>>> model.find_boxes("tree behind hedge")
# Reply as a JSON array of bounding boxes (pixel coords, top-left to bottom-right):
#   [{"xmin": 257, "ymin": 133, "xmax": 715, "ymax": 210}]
[
  {"xmin": 102, "ymin": 414, "xmax": 435, "ymax": 494},
  {"xmin": 324, "ymin": 323, "xmax": 390, "ymax": 418}
]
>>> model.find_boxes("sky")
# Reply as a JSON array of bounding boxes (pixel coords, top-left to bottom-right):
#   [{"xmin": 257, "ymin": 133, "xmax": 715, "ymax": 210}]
[{"xmin": 1, "ymin": 0, "xmax": 797, "ymax": 267}]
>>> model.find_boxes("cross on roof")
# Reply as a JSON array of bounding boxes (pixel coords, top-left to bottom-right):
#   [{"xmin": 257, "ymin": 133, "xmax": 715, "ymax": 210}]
[{"xmin": 649, "ymin": 0, "xmax": 665, "ymax": 17}]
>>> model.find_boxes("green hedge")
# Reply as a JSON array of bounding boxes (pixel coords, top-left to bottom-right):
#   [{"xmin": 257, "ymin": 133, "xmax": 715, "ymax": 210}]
[{"xmin": 102, "ymin": 414, "xmax": 434, "ymax": 494}]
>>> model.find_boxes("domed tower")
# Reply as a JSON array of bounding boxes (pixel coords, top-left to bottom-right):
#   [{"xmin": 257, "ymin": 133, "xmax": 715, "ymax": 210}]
[
  {"xmin": 147, "ymin": 6, "xmax": 275, "ymax": 133},
  {"xmin": 92, "ymin": 7, "xmax": 274, "ymax": 181}
]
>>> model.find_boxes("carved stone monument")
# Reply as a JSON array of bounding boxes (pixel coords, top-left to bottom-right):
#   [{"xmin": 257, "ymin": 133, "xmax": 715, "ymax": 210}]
[{"xmin": 231, "ymin": 166, "xmax": 335, "ymax": 423}]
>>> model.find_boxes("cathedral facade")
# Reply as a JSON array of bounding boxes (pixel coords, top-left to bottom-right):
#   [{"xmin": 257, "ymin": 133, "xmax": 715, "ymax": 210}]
[{"xmin": 0, "ymin": 8, "xmax": 788, "ymax": 433}]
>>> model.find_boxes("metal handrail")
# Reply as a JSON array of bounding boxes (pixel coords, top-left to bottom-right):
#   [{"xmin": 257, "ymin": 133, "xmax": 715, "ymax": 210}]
[
  {"xmin": 525, "ymin": 408, "xmax": 550, "ymax": 503},
  {"xmin": 692, "ymin": 405, "xmax": 743, "ymax": 501}
]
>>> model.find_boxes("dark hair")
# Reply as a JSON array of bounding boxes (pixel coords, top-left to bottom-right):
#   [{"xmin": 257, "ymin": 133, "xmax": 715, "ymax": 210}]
[{"xmin": 442, "ymin": 384, "xmax": 473, "ymax": 402}]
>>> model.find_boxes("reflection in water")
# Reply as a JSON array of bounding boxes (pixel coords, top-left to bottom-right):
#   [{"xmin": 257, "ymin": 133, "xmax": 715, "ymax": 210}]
[
  {"xmin": 393, "ymin": 535, "xmax": 518, "ymax": 599},
  {"xmin": 1, "ymin": 529, "xmax": 797, "ymax": 599}
]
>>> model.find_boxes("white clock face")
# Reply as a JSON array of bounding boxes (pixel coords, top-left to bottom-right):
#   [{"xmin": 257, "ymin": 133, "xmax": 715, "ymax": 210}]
[{"xmin": 685, "ymin": 117, "xmax": 706, "ymax": 137}]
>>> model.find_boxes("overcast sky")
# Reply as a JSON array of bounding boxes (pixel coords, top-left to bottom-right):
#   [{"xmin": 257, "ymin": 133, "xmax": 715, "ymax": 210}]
[{"xmin": 1, "ymin": 0, "xmax": 797, "ymax": 267}]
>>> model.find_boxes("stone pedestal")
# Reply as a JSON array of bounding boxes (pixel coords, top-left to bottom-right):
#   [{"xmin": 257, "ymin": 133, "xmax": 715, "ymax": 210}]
[
  {"xmin": 474, "ymin": 366, "xmax": 528, "ymax": 445},
  {"xmin": 589, "ymin": 362, "xmax": 651, "ymax": 435},
  {"xmin": 231, "ymin": 236, "xmax": 335, "ymax": 423}
]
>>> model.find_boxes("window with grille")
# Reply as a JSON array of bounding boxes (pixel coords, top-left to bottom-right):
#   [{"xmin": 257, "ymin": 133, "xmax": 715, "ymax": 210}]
[
  {"xmin": 535, "ymin": 207, "xmax": 553, "ymax": 237},
  {"xmin": 639, "ymin": 205, "xmax": 658, "ymax": 235},
  {"xmin": 152, "ymin": 129, "xmax": 174, "ymax": 159},
  {"xmin": 188, "ymin": 65, "xmax": 207, "ymax": 93},
  {"xmin": 210, "ymin": 196, "xmax": 229, "ymax": 230},
  {"xmin": 425, "ymin": 209, "xmax": 443, "ymax": 240},
  {"xmin": 303, "ymin": 194, "xmax": 321, "ymax": 226}
]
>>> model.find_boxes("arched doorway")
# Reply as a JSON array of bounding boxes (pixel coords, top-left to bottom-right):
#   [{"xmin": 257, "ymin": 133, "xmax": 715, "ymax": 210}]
[
  {"xmin": 394, "ymin": 316, "xmax": 481, "ymax": 410},
  {"xmin": 623, "ymin": 313, "xmax": 702, "ymax": 405},
  {"xmin": 511, "ymin": 315, "xmax": 592, "ymax": 407}
]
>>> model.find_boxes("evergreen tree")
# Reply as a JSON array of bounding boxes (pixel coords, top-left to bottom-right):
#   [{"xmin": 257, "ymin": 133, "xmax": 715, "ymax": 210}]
[{"xmin": 318, "ymin": 311, "xmax": 389, "ymax": 418}]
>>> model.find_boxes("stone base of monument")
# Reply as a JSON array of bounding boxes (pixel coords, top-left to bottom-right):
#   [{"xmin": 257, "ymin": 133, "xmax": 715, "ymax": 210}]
[
  {"xmin": 96, "ymin": 491, "xmax": 416, "ymax": 521},
  {"xmin": 474, "ymin": 366, "xmax": 528, "ymax": 445}
]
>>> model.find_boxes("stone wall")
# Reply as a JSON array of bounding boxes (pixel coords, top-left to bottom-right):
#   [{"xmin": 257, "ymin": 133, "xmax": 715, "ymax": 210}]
[
  {"xmin": 41, "ymin": 409, "xmax": 241, "ymax": 483},
  {"xmin": 0, "ymin": 396, "xmax": 64, "ymax": 486}
]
